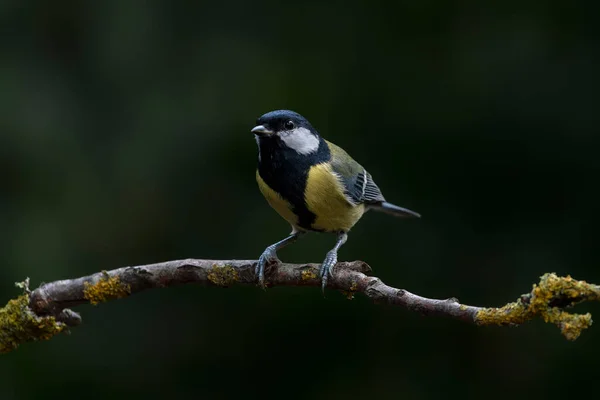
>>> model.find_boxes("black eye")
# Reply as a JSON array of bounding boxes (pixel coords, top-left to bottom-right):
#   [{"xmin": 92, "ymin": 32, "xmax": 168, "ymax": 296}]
[{"xmin": 284, "ymin": 120, "xmax": 295, "ymax": 130}]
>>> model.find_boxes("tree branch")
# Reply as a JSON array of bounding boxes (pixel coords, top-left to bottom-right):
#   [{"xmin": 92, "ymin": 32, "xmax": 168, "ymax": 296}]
[{"xmin": 2, "ymin": 259, "xmax": 600, "ymax": 354}]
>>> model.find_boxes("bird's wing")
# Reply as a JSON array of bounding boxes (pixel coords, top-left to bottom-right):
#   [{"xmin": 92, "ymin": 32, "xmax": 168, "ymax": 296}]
[{"xmin": 326, "ymin": 140, "xmax": 386, "ymax": 205}]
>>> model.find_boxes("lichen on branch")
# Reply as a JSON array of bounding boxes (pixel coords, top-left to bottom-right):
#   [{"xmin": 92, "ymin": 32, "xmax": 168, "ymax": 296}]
[
  {"xmin": 1, "ymin": 259, "xmax": 600, "ymax": 355},
  {"xmin": 0, "ymin": 282, "xmax": 67, "ymax": 354},
  {"xmin": 83, "ymin": 271, "xmax": 131, "ymax": 305},
  {"xmin": 475, "ymin": 273, "xmax": 600, "ymax": 340},
  {"xmin": 207, "ymin": 264, "xmax": 239, "ymax": 286}
]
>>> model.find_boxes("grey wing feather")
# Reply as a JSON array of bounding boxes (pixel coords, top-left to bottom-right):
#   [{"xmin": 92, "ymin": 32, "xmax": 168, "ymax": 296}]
[
  {"xmin": 327, "ymin": 141, "xmax": 386, "ymax": 205},
  {"xmin": 328, "ymin": 141, "xmax": 420, "ymax": 218},
  {"xmin": 352, "ymin": 169, "xmax": 386, "ymax": 204}
]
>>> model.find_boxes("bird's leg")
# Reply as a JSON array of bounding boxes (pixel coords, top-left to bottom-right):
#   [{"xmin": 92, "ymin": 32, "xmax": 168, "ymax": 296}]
[
  {"xmin": 256, "ymin": 231, "xmax": 304, "ymax": 288},
  {"xmin": 319, "ymin": 232, "xmax": 348, "ymax": 293}
]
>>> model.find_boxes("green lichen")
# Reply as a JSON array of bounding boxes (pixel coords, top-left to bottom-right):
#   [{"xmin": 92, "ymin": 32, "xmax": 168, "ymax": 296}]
[
  {"xmin": 207, "ymin": 264, "xmax": 239, "ymax": 286},
  {"xmin": 0, "ymin": 286, "xmax": 66, "ymax": 354},
  {"xmin": 83, "ymin": 272, "xmax": 131, "ymax": 305},
  {"xmin": 476, "ymin": 273, "xmax": 600, "ymax": 341}
]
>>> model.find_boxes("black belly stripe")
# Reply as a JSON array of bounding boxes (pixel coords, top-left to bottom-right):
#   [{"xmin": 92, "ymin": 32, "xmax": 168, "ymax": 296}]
[
  {"xmin": 257, "ymin": 136, "xmax": 330, "ymax": 231},
  {"xmin": 258, "ymin": 164, "xmax": 316, "ymax": 229}
]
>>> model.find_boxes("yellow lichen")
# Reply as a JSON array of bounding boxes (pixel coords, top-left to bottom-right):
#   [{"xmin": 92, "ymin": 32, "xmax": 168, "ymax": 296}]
[
  {"xmin": 476, "ymin": 273, "xmax": 599, "ymax": 340},
  {"xmin": 83, "ymin": 272, "xmax": 131, "ymax": 305},
  {"xmin": 207, "ymin": 264, "xmax": 239, "ymax": 287},
  {"xmin": 341, "ymin": 281, "xmax": 359, "ymax": 300},
  {"xmin": 476, "ymin": 301, "xmax": 530, "ymax": 326},
  {"xmin": 301, "ymin": 269, "xmax": 318, "ymax": 281},
  {"xmin": 544, "ymin": 309, "xmax": 592, "ymax": 341},
  {"xmin": 0, "ymin": 292, "xmax": 66, "ymax": 354}
]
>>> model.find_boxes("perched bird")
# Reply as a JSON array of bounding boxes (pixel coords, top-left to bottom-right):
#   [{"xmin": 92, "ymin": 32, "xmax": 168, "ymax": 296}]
[{"xmin": 252, "ymin": 110, "xmax": 419, "ymax": 291}]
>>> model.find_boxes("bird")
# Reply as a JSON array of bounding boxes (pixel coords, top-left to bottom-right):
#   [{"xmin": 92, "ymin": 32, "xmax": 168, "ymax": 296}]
[{"xmin": 252, "ymin": 109, "xmax": 420, "ymax": 292}]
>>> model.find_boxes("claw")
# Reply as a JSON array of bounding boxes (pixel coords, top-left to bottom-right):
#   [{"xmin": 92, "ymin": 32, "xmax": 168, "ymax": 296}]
[
  {"xmin": 255, "ymin": 232, "xmax": 304, "ymax": 290},
  {"xmin": 319, "ymin": 250, "xmax": 337, "ymax": 294},
  {"xmin": 321, "ymin": 276, "xmax": 328, "ymax": 294},
  {"xmin": 256, "ymin": 246, "xmax": 279, "ymax": 289}
]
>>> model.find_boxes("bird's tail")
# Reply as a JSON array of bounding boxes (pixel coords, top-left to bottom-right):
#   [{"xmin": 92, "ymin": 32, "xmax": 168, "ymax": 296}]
[{"xmin": 368, "ymin": 201, "xmax": 421, "ymax": 218}]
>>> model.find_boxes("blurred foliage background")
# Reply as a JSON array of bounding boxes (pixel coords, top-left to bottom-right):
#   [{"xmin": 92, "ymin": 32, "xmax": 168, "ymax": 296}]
[{"xmin": 1, "ymin": 1, "xmax": 599, "ymax": 399}]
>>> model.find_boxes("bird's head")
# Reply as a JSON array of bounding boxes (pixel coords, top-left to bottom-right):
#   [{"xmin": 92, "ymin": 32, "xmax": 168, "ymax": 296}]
[{"xmin": 251, "ymin": 110, "xmax": 321, "ymax": 155}]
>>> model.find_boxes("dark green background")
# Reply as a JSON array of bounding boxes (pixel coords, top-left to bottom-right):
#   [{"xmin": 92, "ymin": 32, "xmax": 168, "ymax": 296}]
[{"xmin": 1, "ymin": 1, "xmax": 599, "ymax": 399}]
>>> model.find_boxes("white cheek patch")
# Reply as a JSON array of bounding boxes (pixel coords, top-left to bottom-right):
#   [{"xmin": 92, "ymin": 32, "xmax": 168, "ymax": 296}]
[{"xmin": 279, "ymin": 127, "xmax": 320, "ymax": 155}]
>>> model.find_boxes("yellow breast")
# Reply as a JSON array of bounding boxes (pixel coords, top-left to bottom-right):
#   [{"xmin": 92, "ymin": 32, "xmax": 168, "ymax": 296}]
[
  {"xmin": 305, "ymin": 163, "xmax": 365, "ymax": 232},
  {"xmin": 256, "ymin": 170, "xmax": 299, "ymax": 229}
]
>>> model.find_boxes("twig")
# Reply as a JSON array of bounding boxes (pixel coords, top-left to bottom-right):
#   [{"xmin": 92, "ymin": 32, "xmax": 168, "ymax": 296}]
[{"xmin": 1, "ymin": 259, "xmax": 599, "ymax": 354}]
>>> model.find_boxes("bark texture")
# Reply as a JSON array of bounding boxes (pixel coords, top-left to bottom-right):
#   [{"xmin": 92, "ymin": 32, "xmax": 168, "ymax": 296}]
[{"xmin": 1, "ymin": 259, "xmax": 599, "ymax": 354}]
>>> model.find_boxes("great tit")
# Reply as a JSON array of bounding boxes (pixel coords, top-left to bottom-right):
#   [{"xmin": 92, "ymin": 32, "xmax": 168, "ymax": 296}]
[{"xmin": 252, "ymin": 110, "xmax": 420, "ymax": 292}]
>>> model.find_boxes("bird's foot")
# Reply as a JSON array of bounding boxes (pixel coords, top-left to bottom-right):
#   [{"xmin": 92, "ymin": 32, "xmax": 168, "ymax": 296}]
[
  {"xmin": 319, "ymin": 250, "xmax": 338, "ymax": 294},
  {"xmin": 255, "ymin": 246, "xmax": 280, "ymax": 289}
]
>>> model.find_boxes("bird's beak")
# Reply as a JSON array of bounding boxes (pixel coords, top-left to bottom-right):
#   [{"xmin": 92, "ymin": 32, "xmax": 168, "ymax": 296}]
[{"xmin": 251, "ymin": 125, "xmax": 273, "ymax": 136}]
